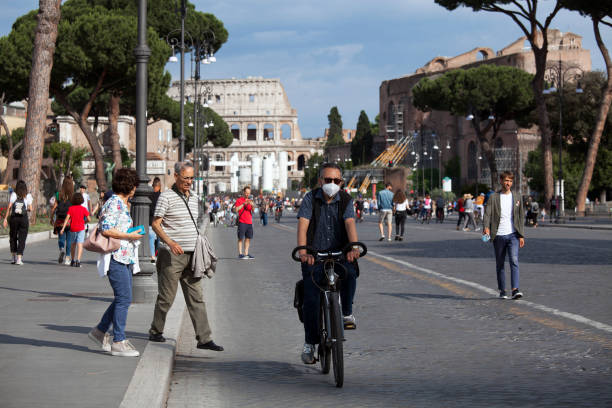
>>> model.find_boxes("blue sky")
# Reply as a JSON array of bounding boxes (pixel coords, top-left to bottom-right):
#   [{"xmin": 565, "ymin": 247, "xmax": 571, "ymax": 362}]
[{"xmin": 2, "ymin": 1, "xmax": 610, "ymax": 139}]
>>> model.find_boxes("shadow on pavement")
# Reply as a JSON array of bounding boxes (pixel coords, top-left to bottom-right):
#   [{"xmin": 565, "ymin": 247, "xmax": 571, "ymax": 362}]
[
  {"xmin": 377, "ymin": 292, "xmax": 481, "ymax": 301},
  {"xmin": 0, "ymin": 286, "xmax": 113, "ymax": 302},
  {"xmin": 39, "ymin": 324, "xmax": 149, "ymax": 340},
  {"xmin": 0, "ymin": 333, "xmax": 106, "ymax": 355}
]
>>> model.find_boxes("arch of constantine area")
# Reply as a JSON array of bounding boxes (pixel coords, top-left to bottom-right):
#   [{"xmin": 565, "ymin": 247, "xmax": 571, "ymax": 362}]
[{"xmin": 168, "ymin": 77, "xmax": 323, "ymax": 193}]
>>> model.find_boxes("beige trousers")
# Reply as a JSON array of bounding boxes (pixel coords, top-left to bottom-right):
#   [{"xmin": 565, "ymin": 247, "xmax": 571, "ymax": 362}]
[{"xmin": 149, "ymin": 247, "xmax": 212, "ymax": 343}]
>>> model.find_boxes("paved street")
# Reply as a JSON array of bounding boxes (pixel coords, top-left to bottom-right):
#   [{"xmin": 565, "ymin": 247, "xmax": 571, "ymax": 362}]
[{"xmin": 167, "ymin": 212, "xmax": 612, "ymax": 407}]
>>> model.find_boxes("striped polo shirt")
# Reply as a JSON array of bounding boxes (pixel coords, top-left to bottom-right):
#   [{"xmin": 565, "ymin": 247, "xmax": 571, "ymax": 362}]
[{"xmin": 154, "ymin": 188, "xmax": 199, "ymax": 252}]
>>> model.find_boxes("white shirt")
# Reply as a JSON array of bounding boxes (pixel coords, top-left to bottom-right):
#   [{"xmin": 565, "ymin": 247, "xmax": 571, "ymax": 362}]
[
  {"xmin": 81, "ymin": 192, "xmax": 91, "ymax": 211},
  {"xmin": 10, "ymin": 192, "xmax": 33, "ymax": 207},
  {"xmin": 395, "ymin": 199, "xmax": 409, "ymax": 212},
  {"xmin": 423, "ymin": 198, "xmax": 432, "ymax": 209},
  {"xmin": 497, "ymin": 192, "xmax": 515, "ymax": 236}
]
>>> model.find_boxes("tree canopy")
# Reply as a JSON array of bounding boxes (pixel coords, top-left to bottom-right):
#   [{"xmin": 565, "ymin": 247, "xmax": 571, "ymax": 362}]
[
  {"xmin": 351, "ymin": 110, "xmax": 374, "ymax": 165},
  {"xmin": 326, "ymin": 106, "xmax": 345, "ymax": 147}
]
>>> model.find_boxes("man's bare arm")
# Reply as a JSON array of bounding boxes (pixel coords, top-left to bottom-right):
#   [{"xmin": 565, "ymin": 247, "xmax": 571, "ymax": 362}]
[{"xmin": 297, "ymin": 217, "xmax": 314, "ymax": 265}]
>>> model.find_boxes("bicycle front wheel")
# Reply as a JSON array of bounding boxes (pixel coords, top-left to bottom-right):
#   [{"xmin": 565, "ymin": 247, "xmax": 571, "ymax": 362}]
[
  {"xmin": 330, "ymin": 292, "xmax": 344, "ymax": 388},
  {"xmin": 319, "ymin": 298, "xmax": 330, "ymax": 374}
]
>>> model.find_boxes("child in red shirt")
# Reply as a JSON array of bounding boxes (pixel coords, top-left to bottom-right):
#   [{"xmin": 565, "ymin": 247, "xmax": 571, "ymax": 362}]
[{"xmin": 60, "ymin": 192, "xmax": 90, "ymax": 267}]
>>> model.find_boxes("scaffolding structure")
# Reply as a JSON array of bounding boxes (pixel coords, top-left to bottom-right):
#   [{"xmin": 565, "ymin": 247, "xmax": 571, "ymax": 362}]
[
  {"xmin": 479, "ymin": 147, "xmax": 517, "ymax": 186},
  {"xmin": 371, "ymin": 104, "xmax": 417, "ymax": 168}
]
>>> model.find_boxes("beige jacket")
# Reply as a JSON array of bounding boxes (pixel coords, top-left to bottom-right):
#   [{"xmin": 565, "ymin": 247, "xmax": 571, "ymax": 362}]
[{"xmin": 192, "ymin": 234, "xmax": 218, "ymax": 278}]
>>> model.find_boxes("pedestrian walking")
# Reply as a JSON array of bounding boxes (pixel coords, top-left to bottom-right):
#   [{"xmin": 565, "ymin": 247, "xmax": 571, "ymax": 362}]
[
  {"xmin": 377, "ymin": 183, "xmax": 394, "ymax": 241},
  {"xmin": 79, "ymin": 185, "xmax": 92, "ymax": 234},
  {"xmin": 392, "ymin": 190, "xmax": 409, "ymax": 241},
  {"xmin": 3, "ymin": 180, "xmax": 32, "ymax": 265},
  {"xmin": 50, "ymin": 177, "xmax": 74, "ymax": 265},
  {"xmin": 149, "ymin": 162, "xmax": 224, "ymax": 352},
  {"xmin": 483, "ymin": 171, "xmax": 526, "ymax": 300},
  {"xmin": 149, "ymin": 177, "xmax": 162, "ymax": 262},
  {"xmin": 259, "ymin": 198, "xmax": 268, "ymax": 226},
  {"xmin": 456, "ymin": 196, "xmax": 465, "ymax": 230},
  {"xmin": 233, "ymin": 185, "xmax": 255, "ymax": 259},
  {"xmin": 59, "ymin": 193, "xmax": 90, "ymax": 268},
  {"xmin": 88, "ymin": 167, "xmax": 144, "ymax": 356},
  {"xmin": 435, "ymin": 195, "xmax": 445, "ymax": 223},
  {"xmin": 462, "ymin": 194, "xmax": 478, "ymax": 231}
]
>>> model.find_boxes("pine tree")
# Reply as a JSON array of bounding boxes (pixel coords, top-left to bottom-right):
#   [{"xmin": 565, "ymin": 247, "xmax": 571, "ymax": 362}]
[
  {"xmin": 326, "ymin": 106, "xmax": 345, "ymax": 147},
  {"xmin": 351, "ymin": 110, "xmax": 373, "ymax": 165}
]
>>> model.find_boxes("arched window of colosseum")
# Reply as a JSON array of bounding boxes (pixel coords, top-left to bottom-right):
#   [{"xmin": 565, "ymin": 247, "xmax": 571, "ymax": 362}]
[
  {"xmin": 215, "ymin": 154, "xmax": 224, "ymax": 172},
  {"xmin": 495, "ymin": 137, "xmax": 504, "ymax": 148},
  {"xmin": 432, "ymin": 59, "xmax": 445, "ymax": 71},
  {"xmin": 477, "ymin": 50, "xmax": 488, "ymax": 61},
  {"xmin": 231, "ymin": 124, "xmax": 240, "ymax": 139},
  {"xmin": 247, "ymin": 124, "xmax": 257, "ymax": 141},
  {"xmin": 387, "ymin": 101, "xmax": 395, "ymax": 126},
  {"xmin": 468, "ymin": 141, "xmax": 478, "ymax": 180},
  {"xmin": 264, "ymin": 124, "xmax": 274, "ymax": 141},
  {"xmin": 281, "ymin": 124, "xmax": 292, "ymax": 139},
  {"xmin": 297, "ymin": 154, "xmax": 306, "ymax": 171}
]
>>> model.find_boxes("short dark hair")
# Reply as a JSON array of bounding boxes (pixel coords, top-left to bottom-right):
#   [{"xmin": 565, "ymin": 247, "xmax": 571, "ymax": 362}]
[
  {"xmin": 71, "ymin": 192, "xmax": 84, "ymax": 205},
  {"xmin": 318, "ymin": 162, "xmax": 341, "ymax": 177},
  {"xmin": 385, "ymin": 182, "xmax": 392, "ymax": 188},
  {"xmin": 243, "ymin": 185, "xmax": 251, "ymax": 192},
  {"xmin": 15, "ymin": 180, "xmax": 27, "ymax": 199},
  {"xmin": 499, "ymin": 171, "xmax": 514, "ymax": 180},
  {"xmin": 152, "ymin": 177, "xmax": 161, "ymax": 187},
  {"xmin": 112, "ymin": 168, "xmax": 139, "ymax": 195},
  {"xmin": 79, "ymin": 185, "xmax": 86, "ymax": 189}
]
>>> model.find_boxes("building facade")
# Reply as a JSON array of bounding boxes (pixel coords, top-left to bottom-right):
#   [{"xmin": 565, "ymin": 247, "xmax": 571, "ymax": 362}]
[
  {"xmin": 168, "ymin": 77, "xmax": 323, "ymax": 193},
  {"xmin": 378, "ymin": 30, "xmax": 591, "ymax": 193}
]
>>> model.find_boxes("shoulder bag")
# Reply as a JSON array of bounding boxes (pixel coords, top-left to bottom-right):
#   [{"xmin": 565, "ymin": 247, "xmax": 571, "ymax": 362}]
[{"xmin": 84, "ymin": 224, "xmax": 121, "ymax": 253}]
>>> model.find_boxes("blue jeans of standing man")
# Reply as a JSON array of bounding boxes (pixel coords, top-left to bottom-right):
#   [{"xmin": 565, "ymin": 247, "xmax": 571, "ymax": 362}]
[
  {"xmin": 493, "ymin": 232, "xmax": 520, "ymax": 291},
  {"xmin": 97, "ymin": 258, "xmax": 133, "ymax": 342},
  {"xmin": 301, "ymin": 260, "xmax": 357, "ymax": 345}
]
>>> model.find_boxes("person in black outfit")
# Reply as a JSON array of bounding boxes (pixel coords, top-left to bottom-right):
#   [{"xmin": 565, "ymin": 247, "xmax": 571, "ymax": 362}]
[{"xmin": 3, "ymin": 180, "xmax": 32, "ymax": 265}]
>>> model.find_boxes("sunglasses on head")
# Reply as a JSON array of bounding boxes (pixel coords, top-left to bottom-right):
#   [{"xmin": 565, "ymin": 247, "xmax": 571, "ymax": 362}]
[{"xmin": 323, "ymin": 177, "xmax": 343, "ymax": 185}]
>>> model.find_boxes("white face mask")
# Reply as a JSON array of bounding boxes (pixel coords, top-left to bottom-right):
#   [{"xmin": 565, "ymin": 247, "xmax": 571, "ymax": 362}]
[{"xmin": 322, "ymin": 182, "xmax": 340, "ymax": 197}]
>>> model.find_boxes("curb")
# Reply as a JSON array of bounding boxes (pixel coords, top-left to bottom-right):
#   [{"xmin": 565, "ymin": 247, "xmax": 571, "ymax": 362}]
[
  {"xmin": 0, "ymin": 228, "xmax": 56, "ymax": 250},
  {"xmin": 119, "ymin": 291, "xmax": 186, "ymax": 408}
]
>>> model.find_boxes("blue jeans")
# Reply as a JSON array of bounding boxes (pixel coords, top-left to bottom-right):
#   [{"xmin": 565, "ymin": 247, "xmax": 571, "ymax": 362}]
[
  {"xmin": 148, "ymin": 226, "xmax": 158, "ymax": 256},
  {"xmin": 58, "ymin": 231, "xmax": 72, "ymax": 257},
  {"xmin": 493, "ymin": 232, "xmax": 520, "ymax": 291},
  {"xmin": 301, "ymin": 260, "xmax": 357, "ymax": 345},
  {"xmin": 97, "ymin": 258, "xmax": 133, "ymax": 342}
]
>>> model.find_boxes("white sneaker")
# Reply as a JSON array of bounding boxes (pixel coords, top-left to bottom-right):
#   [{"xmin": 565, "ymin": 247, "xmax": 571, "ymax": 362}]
[
  {"xmin": 111, "ymin": 340, "xmax": 140, "ymax": 357},
  {"xmin": 15, "ymin": 258, "xmax": 23, "ymax": 265},
  {"xmin": 64, "ymin": 257, "xmax": 71, "ymax": 266},
  {"xmin": 88, "ymin": 327, "xmax": 111, "ymax": 352},
  {"xmin": 343, "ymin": 314, "xmax": 356, "ymax": 329}
]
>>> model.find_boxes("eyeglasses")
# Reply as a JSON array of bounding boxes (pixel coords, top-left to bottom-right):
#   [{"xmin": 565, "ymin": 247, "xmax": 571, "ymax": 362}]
[
  {"xmin": 178, "ymin": 175, "xmax": 195, "ymax": 181},
  {"xmin": 323, "ymin": 177, "xmax": 343, "ymax": 185}
]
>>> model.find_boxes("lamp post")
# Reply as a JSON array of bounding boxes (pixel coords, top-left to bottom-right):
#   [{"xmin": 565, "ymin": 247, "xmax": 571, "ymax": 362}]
[
  {"xmin": 131, "ymin": 0, "xmax": 156, "ymax": 303},
  {"xmin": 543, "ymin": 59, "xmax": 583, "ymax": 220}
]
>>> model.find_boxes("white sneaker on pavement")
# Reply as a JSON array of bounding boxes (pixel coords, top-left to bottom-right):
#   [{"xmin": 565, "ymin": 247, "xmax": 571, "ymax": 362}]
[
  {"xmin": 111, "ymin": 340, "xmax": 140, "ymax": 357},
  {"xmin": 64, "ymin": 257, "xmax": 71, "ymax": 266},
  {"xmin": 88, "ymin": 327, "xmax": 111, "ymax": 352}
]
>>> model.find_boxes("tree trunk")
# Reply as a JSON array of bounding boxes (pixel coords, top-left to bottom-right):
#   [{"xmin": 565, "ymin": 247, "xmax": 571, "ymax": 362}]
[
  {"xmin": 532, "ymin": 48, "xmax": 555, "ymax": 213},
  {"xmin": 575, "ymin": 19, "xmax": 612, "ymax": 216},
  {"xmin": 471, "ymin": 119, "xmax": 498, "ymax": 188},
  {"xmin": 108, "ymin": 91, "xmax": 123, "ymax": 170},
  {"xmin": 18, "ymin": 0, "xmax": 62, "ymax": 223},
  {"xmin": 0, "ymin": 115, "xmax": 15, "ymax": 184},
  {"xmin": 53, "ymin": 82, "xmax": 108, "ymax": 192}
]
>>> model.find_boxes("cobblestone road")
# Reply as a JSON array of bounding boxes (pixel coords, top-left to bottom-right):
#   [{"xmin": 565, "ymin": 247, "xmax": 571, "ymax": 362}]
[{"xmin": 167, "ymin": 213, "xmax": 612, "ymax": 407}]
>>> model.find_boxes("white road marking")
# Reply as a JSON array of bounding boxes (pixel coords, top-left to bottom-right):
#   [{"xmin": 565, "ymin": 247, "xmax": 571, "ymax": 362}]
[{"xmin": 369, "ymin": 250, "xmax": 612, "ymax": 335}]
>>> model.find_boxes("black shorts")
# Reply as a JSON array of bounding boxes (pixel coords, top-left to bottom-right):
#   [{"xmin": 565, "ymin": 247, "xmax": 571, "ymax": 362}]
[{"xmin": 237, "ymin": 222, "xmax": 254, "ymax": 239}]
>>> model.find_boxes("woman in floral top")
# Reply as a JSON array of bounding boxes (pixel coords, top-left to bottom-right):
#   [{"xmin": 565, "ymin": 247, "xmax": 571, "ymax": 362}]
[{"xmin": 87, "ymin": 168, "xmax": 144, "ymax": 357}]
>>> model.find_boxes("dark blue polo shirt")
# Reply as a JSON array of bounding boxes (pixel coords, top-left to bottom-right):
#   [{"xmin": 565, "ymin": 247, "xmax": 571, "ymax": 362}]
[{"xmin": 297, "ymin": 189, "xmax": 355, "ymax": 251}]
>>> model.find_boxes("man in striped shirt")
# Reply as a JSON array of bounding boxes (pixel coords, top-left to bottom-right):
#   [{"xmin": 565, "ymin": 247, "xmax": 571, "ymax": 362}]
[{"xmin": 148, "ymin": 162, "xmax": 223, "ymax": 351}]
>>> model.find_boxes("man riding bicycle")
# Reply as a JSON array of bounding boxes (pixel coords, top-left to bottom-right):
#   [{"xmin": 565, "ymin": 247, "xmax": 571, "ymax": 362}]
[{"xmin": 296, "ymin": 163, "xmax": 360, "ymax": 364}]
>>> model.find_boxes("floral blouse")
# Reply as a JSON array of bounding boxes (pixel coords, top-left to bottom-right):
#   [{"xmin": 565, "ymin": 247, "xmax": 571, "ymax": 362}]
[{"xmin": 99, "ymin": 194, "xmax": 135, "ymax": 265}]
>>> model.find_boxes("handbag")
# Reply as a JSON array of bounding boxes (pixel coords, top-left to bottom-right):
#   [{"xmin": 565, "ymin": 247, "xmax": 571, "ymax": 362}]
[{"xmin": 83, "ymin": 224, "xmax": 121, "ymax": 254}]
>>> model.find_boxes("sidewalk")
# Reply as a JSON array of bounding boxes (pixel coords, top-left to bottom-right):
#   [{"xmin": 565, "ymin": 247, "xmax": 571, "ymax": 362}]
[{"xmin": 0, "ymin": 234, "xmax": 186, "ymax": 408}]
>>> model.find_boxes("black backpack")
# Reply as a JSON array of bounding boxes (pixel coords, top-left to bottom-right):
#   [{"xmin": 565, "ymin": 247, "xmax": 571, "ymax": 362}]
[
  {"xmin": 56, "ymin": 200, "xmax": 70, "ymax": 219},
  {"xmin": 12, "ymin": 197, "xmax": 26, "ymax": 217}
]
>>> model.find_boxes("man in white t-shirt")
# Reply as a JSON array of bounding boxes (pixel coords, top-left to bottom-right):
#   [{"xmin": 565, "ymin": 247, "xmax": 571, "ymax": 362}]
[
  {"xmin": 483, "ymin": 172, "xmax": 525, "ymax": 300},
  {"xmin": 79, "ymin": 185, "xmax": 91, "ymax": 212}
]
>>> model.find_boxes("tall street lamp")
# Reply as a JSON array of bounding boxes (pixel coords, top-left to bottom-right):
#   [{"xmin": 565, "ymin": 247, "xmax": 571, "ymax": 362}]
[
  {"xmin": 132, "ymin": 0, "xmax": 156, "ymax": 302},
  {"xmin": 165, "ymin": 0, "xmax": 189, "ymax": 161},
  {"xmin": 543, "ymin": 59, "xmax": 583, "ymax": 220}
]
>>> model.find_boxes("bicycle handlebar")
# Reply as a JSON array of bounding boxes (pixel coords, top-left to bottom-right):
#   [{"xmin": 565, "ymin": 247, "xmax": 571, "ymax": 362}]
[{"xmin": 291, "ymin": 242, "xmax": 367, "ymax": 262}]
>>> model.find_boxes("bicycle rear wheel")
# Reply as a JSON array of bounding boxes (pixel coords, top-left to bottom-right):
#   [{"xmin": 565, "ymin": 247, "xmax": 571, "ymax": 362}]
[{"xmin": 330, "ymin": 292, "xmax": 344, "ymax": 388}]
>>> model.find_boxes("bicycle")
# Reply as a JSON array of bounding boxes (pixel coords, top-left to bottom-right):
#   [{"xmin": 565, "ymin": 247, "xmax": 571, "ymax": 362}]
[
  {"xmin": 275, "ymin": 207, "xmax": 283, "ymax": 223},
  {"xmin": 291, "ymin": 241, "xmax": 367, "ymax": 388}
]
